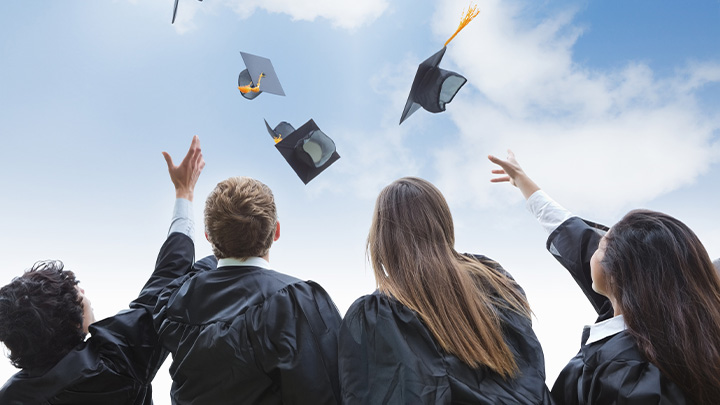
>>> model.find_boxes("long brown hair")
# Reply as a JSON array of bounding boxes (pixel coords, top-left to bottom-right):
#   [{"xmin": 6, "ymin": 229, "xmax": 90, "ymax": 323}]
[
  {"xmin": 367, "ymin": 177, "xmax": 531, "ymax": 377},
  {"xmin": 603, "ymin": 209, "xmax": 720, "ymax": 404}
]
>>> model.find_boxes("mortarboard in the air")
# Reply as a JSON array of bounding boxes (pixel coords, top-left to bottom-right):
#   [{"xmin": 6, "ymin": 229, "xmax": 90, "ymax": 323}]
[
  {"xmin": 238, "ymin": 52, "xmax": 286, "ymax": 100},
  {"xmin": 264, "ymin": 119, "xmax": 340, "ymax": 184},
  {"xmin": 172, "ymin": 0, "xmax": 203, "ymax": 24},
  {"xmin": 399, "ymin": 5, "xmax": 479, "ymax": 125}
]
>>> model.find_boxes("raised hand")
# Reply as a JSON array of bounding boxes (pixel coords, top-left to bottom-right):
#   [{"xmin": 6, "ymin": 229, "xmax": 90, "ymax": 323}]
[
  {"xmin": 162, "ymin": 135, "xmax": 205, "ymax": 201},
  {"xmin": 488, "ymin": 150, "xmax": 540, "ymax": 200}
]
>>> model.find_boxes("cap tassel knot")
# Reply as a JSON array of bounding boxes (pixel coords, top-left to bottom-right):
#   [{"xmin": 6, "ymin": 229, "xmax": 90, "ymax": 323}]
[
  {"xmin": 238, "ymin": 72, "xmax": 266, "ymax": 94},
  {"xmin": 443, "ymin": 4, "xmax": 479, "ymax": 47}
]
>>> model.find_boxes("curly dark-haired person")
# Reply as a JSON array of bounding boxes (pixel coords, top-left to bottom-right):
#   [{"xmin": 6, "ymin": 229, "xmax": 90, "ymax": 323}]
[{"xmin": 0, "ymin": 136, "xmax": 206, "ymax": 404}]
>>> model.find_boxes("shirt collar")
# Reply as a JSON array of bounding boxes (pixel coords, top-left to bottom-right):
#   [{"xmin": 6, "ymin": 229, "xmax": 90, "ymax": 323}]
[
  {"xmin": 217, "ymin": 257, "xmax": 272, "ymax": 270},
  {"xmin": 585, "ymin": 314, "xmax": 627, "ymax": 345}
]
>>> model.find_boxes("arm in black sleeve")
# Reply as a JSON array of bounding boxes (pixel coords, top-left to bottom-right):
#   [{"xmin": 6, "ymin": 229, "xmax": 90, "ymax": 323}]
[
  {"xmin": 130, "ymin": 232, "xmax": 195, "ymax": 311},
  {"xmin": 547, "ymin": 217, "xmax": 611, "ymax": 317}
]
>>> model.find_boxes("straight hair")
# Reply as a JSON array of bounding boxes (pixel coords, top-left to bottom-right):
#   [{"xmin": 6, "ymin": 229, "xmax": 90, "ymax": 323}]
[
  {"xmin": 367, "ymin": 177, "xmax": 530, "ymax": 376},
  {"xmin": 603, "ymin": 209, "xmax": 720, "ymax": 404}
]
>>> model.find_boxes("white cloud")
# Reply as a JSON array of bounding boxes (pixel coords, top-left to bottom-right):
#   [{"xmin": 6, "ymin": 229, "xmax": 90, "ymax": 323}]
[
  {"xmin": 425, "ymin": 0, "xmax": 720, "ymax": 216},
  {"xmin": 171, "ymin": 0, "xmax": 389, "ymax": 32}
]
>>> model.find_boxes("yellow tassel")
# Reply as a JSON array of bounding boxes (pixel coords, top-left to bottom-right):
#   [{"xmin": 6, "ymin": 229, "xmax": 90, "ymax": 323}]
[
  {"xmin": 443, "ymin": 4, "xmax": 479, "ymax": 47},
  {"xmin": 238, "ymin": 72, "xmax": 266, "ymax": 94},
  {"xmin": 273, "ymin": 134, "xmax": 282, "ymax": 144}
]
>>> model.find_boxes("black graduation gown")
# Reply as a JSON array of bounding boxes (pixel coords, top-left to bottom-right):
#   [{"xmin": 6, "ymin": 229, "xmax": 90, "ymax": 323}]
[
  {"xmin": 0, "ymin": 232, "xmax": 198, "ymax": 405},
  {"xmin": 547, "ymin": 217, "xmax": 689, "ymax": 404},
  {"xmin": 338, "ymin": 255, "xmax": 553, "ymax": 404},
  {"xmin": 153, "ymin": 259, "xmax": 343, "ymax": 404}
]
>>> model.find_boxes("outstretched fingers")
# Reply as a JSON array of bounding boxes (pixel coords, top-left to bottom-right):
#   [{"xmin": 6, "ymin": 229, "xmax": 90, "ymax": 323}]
[{"xmin": 164, "ymin": 136, "xmax": 205, "ymax": 201}]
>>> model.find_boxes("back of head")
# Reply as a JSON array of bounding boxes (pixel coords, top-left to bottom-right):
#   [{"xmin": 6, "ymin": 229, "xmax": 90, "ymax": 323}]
[
  {"xmin": 602, "ymin": 209, "xmax": 720, "ymax": 404},
  {"xmin": 204, "ymin": 176, "xmax": 277, "ymax": 259},
  {"xmin": 367, "ymin": 177, "xmax": 530, "ymax": 377},
  {"xmin": 0, "ymin": 261, "xmax": 85, "ymax": 370}
]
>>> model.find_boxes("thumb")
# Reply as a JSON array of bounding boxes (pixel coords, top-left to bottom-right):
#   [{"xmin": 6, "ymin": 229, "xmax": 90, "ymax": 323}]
[{"xmin": 162, "ymin": 152, "xmax": 174, "ymax": 171}]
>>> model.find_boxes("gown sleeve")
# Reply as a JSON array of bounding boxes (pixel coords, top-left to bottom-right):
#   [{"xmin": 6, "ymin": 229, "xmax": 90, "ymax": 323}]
[
  {"xmin": 131, "ymin": 232, "xmax": 196, "ymax": 312},
  {"xmin": 338, "ymin": 294, "xmax": 451, "ymax": 405},
  {"xmin": 249, "ymin": 281, "xmax": 342, "ymax": 405},
  {"xmin": 104, "ymin": 232, "xmax": 199, "ymax": 386},
  {"xmin": 546, "ymin": 217, "xmax": 612, "ymax": 318}
]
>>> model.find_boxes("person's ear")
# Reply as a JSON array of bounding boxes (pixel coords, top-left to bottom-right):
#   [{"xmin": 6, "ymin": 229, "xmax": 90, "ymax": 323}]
[
  {"xmin": 205, "ymin": 231, "xmax": 209, "ymax": 241},
  {"xmin": 274, "ymin": 221, "xmax": 280, "ymax": 242}
]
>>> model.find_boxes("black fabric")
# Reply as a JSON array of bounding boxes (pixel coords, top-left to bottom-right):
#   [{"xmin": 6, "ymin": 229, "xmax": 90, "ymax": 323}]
[
  {"xmin": 547, "ymin": 217, "xmax": 689, "ymax": 404},
  {"xmin": 0, "ymin": 232, "xmax": 197, "ymax": 405},
  {"xmin": 338, "ymin": 255, "xmax": 552, "ymax": 404},
  {"xmin": 273, "ymin": 119, "xmax": 340, "ymax": 184},
  {"xmin": 154, "ymin": 258, "xmax": 342, "ymax": 404},
  {"xmin": 416, "ymin": 67, "xmax": 466, "ymax": 113}
]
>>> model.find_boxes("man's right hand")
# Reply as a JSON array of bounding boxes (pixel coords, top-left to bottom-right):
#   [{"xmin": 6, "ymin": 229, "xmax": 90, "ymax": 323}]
[{"xmin": 162, "ymin": 135, "xmax": 205, "ymax": 202}]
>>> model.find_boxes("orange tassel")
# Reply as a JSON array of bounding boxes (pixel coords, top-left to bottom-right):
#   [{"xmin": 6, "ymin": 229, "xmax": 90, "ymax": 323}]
[
  {"xmin": 238, "ymin": 72, "xmax": 266, "ymax": 94},
  {"xmin": 444, "ymin": 4, "xmax": 479, "ymax": 47}
]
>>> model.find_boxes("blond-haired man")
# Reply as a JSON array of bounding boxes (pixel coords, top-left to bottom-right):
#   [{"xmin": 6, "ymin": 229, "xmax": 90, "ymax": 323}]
[{"xmin": 153, "ymin": 140, "xmax": 341, "ymax": 404}]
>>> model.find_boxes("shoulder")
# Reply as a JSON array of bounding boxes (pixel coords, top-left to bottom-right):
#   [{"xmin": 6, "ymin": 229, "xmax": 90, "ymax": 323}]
[
  {"xmin": 344, "ymin": 292, "xmax": 415, "ymax": 322},
  {"xmin": 341, "ymin": 292, "xmax": 432, "ymax": 344},
  {"xmin": 0, "ymin": 373, "xmax": 42, "ymax": 405},
  {"xmin": 578, "ymin": 332, "xmax": 689, "ymax": 403},
  {"xmin": 250, "ymin": 278, "xmax": 341, "ymax": 335},
  {"xmin": 463, "ymin": 254, "xmax": 513, "ymax": 278}
]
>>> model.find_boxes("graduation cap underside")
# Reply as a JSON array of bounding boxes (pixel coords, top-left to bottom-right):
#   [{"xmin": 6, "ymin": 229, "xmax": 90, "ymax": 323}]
[
  {"xmin": 399, "ymin": 46, "xmax": 467, "ymax": 125},
  {"xmin": 399, "ymin": 5, "xmax": 479, "ymax": 125},
  {"xmin": 265, "ymin": 119, "xmax": 340, "ymax": 184},
  {"xmin": 238, "ymin": 52, "xmax": 285, "ymax": 100}
]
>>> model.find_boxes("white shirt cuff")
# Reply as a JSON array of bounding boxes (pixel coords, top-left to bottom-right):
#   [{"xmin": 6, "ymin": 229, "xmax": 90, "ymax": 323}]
[
  {"xmin": 526, "ymin": 190, "xmax": 574, "ymax": 235},
  {"xmin": 168, "ymin": 198, "xmax": 194, "ymax": 241}
]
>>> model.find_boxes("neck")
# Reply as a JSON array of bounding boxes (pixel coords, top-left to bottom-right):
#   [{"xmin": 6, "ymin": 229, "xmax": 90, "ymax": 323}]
[{"xmin": 610, "ymin": 295, "xmax": 623, "ymax": 317}]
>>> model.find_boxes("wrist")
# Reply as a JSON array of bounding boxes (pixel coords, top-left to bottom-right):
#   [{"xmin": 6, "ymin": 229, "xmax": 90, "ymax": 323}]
[
  {"xmin": 515, "ymin": 175, "xmax": 540, "ymax": 200},
  {"xmin": 175, "ymin": 188, "xmax": 194, "ymax": 201}
]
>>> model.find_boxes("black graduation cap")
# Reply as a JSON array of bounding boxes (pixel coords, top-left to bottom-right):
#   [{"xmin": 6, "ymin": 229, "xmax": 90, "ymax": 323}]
[
  {"xmin": 172, "ymin": 0, "xmax": 202, "ymax": 24},
  {"xmin": 238, "ymin": 52, "xmax": 285, "ymax": 100},
  {"xmin": 264, "ymin": 119, "xmax": 340, "ymax": 184},
  {"xmin": 399, "ymin": 5, "xmax": 479, "ymax": 125},
  {"xmin": 399, "ymin": 47, "xmax": 467, "ymax": 125}
]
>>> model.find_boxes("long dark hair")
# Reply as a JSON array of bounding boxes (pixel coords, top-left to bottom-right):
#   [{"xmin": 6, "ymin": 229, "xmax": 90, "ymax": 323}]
[
  {"xmin": 367, "ymin": 177, "xmax": 530, "ymax": 376},
  {"xmin": 603, "ymin": 209, "xmax": 720, "ymax": 404}
]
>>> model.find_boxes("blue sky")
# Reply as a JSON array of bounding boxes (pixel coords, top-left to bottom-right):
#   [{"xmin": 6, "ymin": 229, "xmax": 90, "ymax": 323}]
[{"xmin": 1, "ymin": 0, "xmax": 719, "ymax": 402}]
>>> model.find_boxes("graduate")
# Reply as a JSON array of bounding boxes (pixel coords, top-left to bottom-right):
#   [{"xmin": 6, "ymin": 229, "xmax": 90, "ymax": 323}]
[
  {"xmin": 0, "ymin": 136, "xmax": 206, "ymax": 404},
  {"xmin": 152, "ymin": 137, "xmax": 342, "ymax": 404},
  {"xmin": 489, "ymin": 150, "xmax": 720, "ymax": 404},
  {"xmin": 338, "ymin": 177, "xmax": 552, "ymax": 404}
]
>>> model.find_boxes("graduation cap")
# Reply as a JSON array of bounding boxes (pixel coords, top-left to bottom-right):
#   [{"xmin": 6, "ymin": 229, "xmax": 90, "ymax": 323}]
[
  {"xmin": 238, "ymin": 52, "xmax": 286, "ymax": 100},
  {"xmin": 172, "ymin": 0, "xmax": 202, "ymax": 24},
  {"xmin": 399, "ymin": 5, "xmax": 479, "ymax": 125},
  {"xmin": 265, "ymin": 119, "xmax": 340, "ymax": 184}
]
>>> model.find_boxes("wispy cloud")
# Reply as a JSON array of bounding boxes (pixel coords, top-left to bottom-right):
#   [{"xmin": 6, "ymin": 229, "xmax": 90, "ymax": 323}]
[
  {"xmin": 405, "ymin": 0, "xmax": 720, "ymax": 216},
  {"xmin": 171, "ymin": 0, "xmax": 389, "ymax": 32}
]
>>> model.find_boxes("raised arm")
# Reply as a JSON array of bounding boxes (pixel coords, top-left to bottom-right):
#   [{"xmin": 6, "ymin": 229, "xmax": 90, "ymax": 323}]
[
  {"xmin": 488, "ymin": 150, "xmax": 571, "ymax": 234},
  {"xmin": 488, "ymin": 149, "xmax": 540, "ymax": 199},
  {"xmin": 132, "ymin": 136, "xmax": 205, "ymax": 310},
  {"xmin": 488, "ymin": 150, "xmax": 610, "ymax": 316}
]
